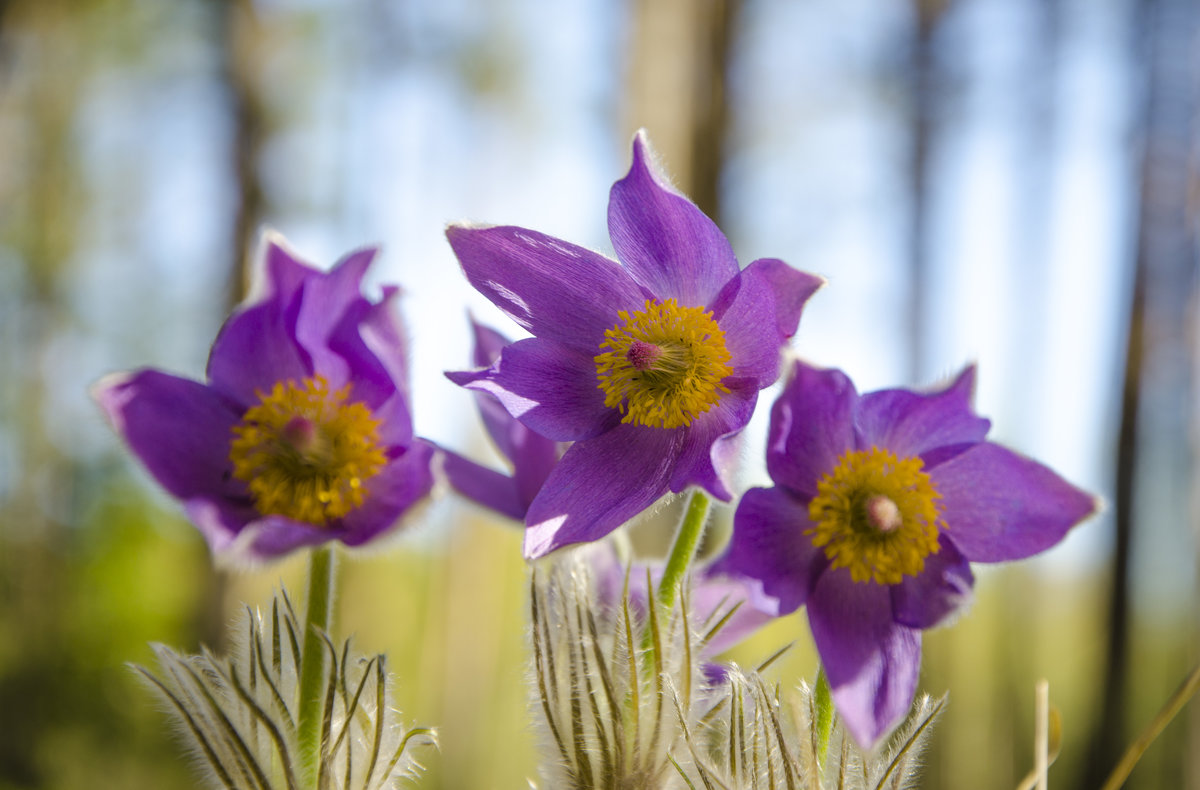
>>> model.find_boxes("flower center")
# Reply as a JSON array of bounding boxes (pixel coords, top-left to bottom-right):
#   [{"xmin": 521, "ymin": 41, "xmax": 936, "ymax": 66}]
[
  {"xmin": 594, "ymin": 298, "xmax": 733, "ymax": 429},
  {"xmin": 806, "ymin": 447, "xmax": 943, "ymax": 585},
  {"xmin": 229, "ymin": 375, "xmax": 387, "ymax": 525}
]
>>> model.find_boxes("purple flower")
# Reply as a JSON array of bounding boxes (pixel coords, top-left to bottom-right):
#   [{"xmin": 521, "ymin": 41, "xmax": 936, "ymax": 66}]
[
  {"xmin": 92, "ymin": 233, "xmax": 436, "ymax": 563},
  {"xmin": 442, "ymin": 317, "xmax": 562, "ymax": 520},
  {"xmin": 709, "ymin": 360, "xmax": 1098, "ymax": 748},
  {"xmin": 446, "ymin": 132, "xmax": 823, "ymax": 558}
]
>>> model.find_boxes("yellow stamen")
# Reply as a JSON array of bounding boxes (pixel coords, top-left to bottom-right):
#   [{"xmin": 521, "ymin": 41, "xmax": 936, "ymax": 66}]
[
  {"xmin": 594, "ymin": 298, "xmax": 733, "ymax": 429},
  {"xmin": 806, "ymin": 447, "xmax": 943, "ymax": 585},
  {"xmin": 229, "ymin": 375, "xmax": 387, "ymax": 525}
]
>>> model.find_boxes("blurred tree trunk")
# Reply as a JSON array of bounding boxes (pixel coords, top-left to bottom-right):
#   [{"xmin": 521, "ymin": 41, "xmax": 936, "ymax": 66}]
[
  {"xmin": 623, "ymin": 0, "xmax": 743, "ymax": 559},
  {"xmin": 624, "ymin": 0, "xmax": 741, "ymax": 224},
  {"xmin": 1081, "ymin": 0, "xmax": 1200, "ymax": 786},
  {"xmin": 905, "ymin": 0, "xmax": 952, "ymax": 383}
]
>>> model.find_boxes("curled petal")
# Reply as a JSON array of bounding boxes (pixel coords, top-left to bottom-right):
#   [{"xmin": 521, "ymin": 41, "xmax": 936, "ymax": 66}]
[
  {"xmin": 766, "ymin": 362, "xmax": 858, "ymax": 498},
  {"xmin": 607, "ymin": 132, "xmax": 739, "ymax": 307},
  {"xmin": 857, "ymin": 365, "xmax": 990, "ymax": 465},
  {"xmin": 710, "ymin": 258, "xmax": 823, "ymax": 384},
  {"xmin": 931, "ymin": 442, "xmax": 1099, "ymax": 562}
]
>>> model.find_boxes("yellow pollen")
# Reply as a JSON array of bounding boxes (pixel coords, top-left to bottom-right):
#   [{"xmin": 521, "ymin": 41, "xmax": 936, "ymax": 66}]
[
  {"xmin": 228, "ymin": 375, "xmax": 387, "ymax": 525},
  {"xmin": 594, "ymin": 298, "xmax": 733, "ymax": 429},
  {"xmin": 806, "ymin": 447, "xmax": 943, "ymax": 585}
]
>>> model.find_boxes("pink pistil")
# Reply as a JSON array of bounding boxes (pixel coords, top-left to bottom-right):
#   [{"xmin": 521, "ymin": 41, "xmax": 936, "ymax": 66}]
[
  {"xmin": 865, "ymin": 494, "xmax": 903, "ymax": 533},
  {"xmin": 626, "ymin": 340, "xmax": 662, "ymax": 371}
]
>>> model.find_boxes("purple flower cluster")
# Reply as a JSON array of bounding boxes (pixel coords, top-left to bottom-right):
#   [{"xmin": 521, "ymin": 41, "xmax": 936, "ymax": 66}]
[
  {"xmin": 96, "ymin": 131, "xmax": 1097, "ymax": 751},
  {"xmin": 94, "ymin": 235, "xmax": 435, "ymax": 563}
]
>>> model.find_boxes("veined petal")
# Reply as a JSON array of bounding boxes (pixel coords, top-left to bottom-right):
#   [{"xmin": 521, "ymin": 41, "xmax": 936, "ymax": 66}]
[
  {"xmin": 607, "ymin": 131, "xmax": 740, "ymax": 307},
  {"xmin": 330, "ymin": 285, "xmax": 412, "ymax": 412},
  {"xmin": 707, "ymin": 485, "xmax": 827, "ymax": 616},
  {"xmin": 808, "ymin": 571, "xmax": 922, "ymax": 749},
  {"xmin": 668, "ymin": 377, "xmax": 758, "ymax": 500},
  {"xmin": 523, "ymin": 423, "xmax": 685, "ymax": 558},
  {"xmin": 92, "ymin": 370, "xmax": 244, "ymax": 503},
  {"xmin": 930, "ymin": 442, "xmax": 1098, "ymax": 562},
  {"xmin": 891, "ymin": 537, "xmax": 975, "ymax": 629},
  {"xmin": 446, "ymin": 224, "xmax": 647, "ymax": 352},
  {"xmin": 709, "ymin": 258, "xmax": 823, "ymax": 385},
  {"xmin": 766, "ymin": 362, "xmax": 858, "ymax": 498},
  {"xmin": 446, "ymin": 337, "xmax": 618, "ymax": 442},
  {"xmin": 857, "ymin": 365, "xmax": 990, "ymax": 464}
]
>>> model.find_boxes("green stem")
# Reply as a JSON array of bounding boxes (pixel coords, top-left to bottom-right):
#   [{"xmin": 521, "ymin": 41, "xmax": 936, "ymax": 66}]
[
  {"xmin": 813, "ymin": 668, "xmax": 834, "ymax": 770},
  {"xmin": 297, "ymin": 546, "xmax": 337, "ymax": 787},
  {"xmin": 1099, "ymin": 661, "xmax": 1200, "ymax": 790},
  {"xmin": 656, "ymin": 490, "xmax": 712, "ymax": 609}
]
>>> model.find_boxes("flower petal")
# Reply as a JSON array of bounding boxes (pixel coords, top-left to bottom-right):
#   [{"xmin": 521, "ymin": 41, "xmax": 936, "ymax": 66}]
[
  {"xmin": 206, "ymin": 242, "xmax": 317, "ymax": 406},
  {"xmin": 857, "ymin": 365, "xmax": 990, "ymax": 464},
  {"xmin": 891, "ymin": 537, "xmax": 975, "ymax": 629},
  {"xmin": 710, "ymin": 258, "xmax": 823, "ymax": 384},
  {"xmin": 523, "ymin": 423, "xmax": 685, "ymax": 558},
  {"xmin": 442, "ymin": 450, "xmax": 527, "ymax": 521},
  {"xmin": 766, "ymin": 362, "xmax": 858, "ymax": 498},
  {"xmin": 92, "ymin": 370, "xmax": 244, "ymax": 503},
  {"xmin": 446, "ymin": 224, "xmax": 647, "ymax": 352},
  {"xmin": 446, "ymin": 337, "xmax": 619, "ymax": 442},
  {"xmin": 292, "ymin": 246, "xmax": 378, "ymax": 390},
  {"xmin": 331, "ymin": 285, "xmax": 413, "ymax": 412},
  {"xmin": 808, "ymin": 570, "xmax": 922, "ymax": 749},
  {"xmin": 669, "ymin": 378, "xmax": 758, "ymax": 500},
  {"xmin": 930, "ymin": 442, "xmax": 1098, "ymax": 562},
  {"xmin": 607, "ymin": 132, "xmax": 740, "ymax": 307},
  {"xmin": 706, "ymin": 486, "xmax": 826, "ymax": 616},
  {"xmin": 337, "ymin": 439, "xmax": 437, "ymax": 545}
]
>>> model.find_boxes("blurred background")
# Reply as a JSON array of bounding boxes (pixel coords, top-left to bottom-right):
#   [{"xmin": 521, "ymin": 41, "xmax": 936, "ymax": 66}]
[{"xmin": 0, "ymin": 0, "xmax": 1197, "ymax": 787}]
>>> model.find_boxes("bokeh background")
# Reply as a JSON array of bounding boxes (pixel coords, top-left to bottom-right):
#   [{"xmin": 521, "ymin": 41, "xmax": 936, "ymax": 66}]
[{"xmin": 1, "ymin": 0, "xmax": 1197, "ymax": 787}]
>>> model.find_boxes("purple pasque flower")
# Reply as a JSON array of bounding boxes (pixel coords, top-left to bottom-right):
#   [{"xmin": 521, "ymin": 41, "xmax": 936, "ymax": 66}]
[
  {"xmin": 709, "ymin": 360, "xmax": 1098, "ymax": 749},
  {"xmin": 446, "ymin": 132, "xmax": 823, "ymax": 558},
  {"xmin": 442, "ymin": 317, "xmax": 562, "ymax": 520},
  {"xmin": 93, "ymin": 232, "xmax": 436, "ymax": 563}
]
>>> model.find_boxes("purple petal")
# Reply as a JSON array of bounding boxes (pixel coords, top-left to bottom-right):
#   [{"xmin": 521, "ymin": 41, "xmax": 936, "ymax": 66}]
[
  {"xmin": 523, "ymin": 423, "xmax": 685, "ymax": 558},
  {"xmin": 184, "ymin": 498, "xmax": 258, "ymax": 557},
  {"xmin": 857, "ymin": 366, "xmax": 990, "ymax": 464},
  {"xmin": 808, "ymin": 571, "xmax": 922, "ymax": 749},
  {"xmin": 92, "ymin": 370, "xmax": 244, "ymax": 504},
  {"xmin": 607, "ymin": 132, "xmax": 740, "ymax": 307},
  {"xmin": 765, "ymin": 362, "xmax": 858, "ymax": 498},
  {"xmin": 292, "ymin": 246, "xmax": 377, "ymax": 390},
  {"xmin": 709, "ymin": 258, "xmax": 823, "ymax": 384},
  {"xmin": 447, "ymin": 337, "xmax": 619, "ymax": 442},
  {"xmin": 206, "ymin": 241, "xmax": 319, "ymax": 406},
  {"xmin": 442, "ymin": 450, "xmax": 527, "ymax": 521},
  {"xmin": 930, "ymin": 442, "xmax": 1098, "ymax": 562},
  {"xmin": 890, "ymin": 537, "xmax": 975, "ymax": 629},
  {"xmin": 333, "ymin": 285, "xmax": 412, "ymax": 412},
  {"xmin": 446, "ymin": 224, "xmax": 647, "ymax": 352},
  {"xmin": 336, "ymin": 439, "xmax": 437, "ymax": 546},
  {"xmin": 469, "ymin": 316, "xmax": 511, "ymax": 369},
  {"xmin": 707, "ymin": 486, "xmax": 826, "ymax": 616},
  {"xmin": 669, "ymin": 378, "xmax": 758, "ymax": 500}
]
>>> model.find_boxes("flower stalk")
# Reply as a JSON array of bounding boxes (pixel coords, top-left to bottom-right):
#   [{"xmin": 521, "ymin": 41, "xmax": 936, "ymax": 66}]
[
  {"xmin": 298, "ymin": 546, "xmax": 337, "ymax": 786},
  {"xmin": 657, "ymin": 490, "xmax": 712, "ymax": 610}
]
